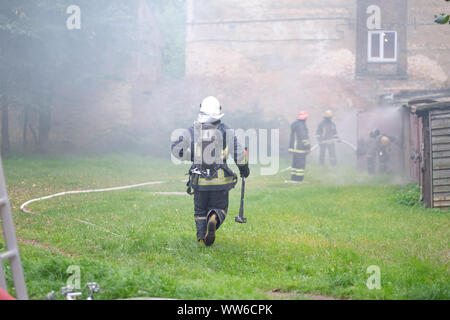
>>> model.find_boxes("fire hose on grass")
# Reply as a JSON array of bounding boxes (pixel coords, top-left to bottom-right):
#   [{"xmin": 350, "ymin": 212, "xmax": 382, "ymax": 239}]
[
  {"xmin": 20, "ymin": 181, "xmax": 166, "ymax": 214},
  {"xmin": 19, "ymin": 181, "xmax": 181, "ymax": 236},
  {"xmin": 19, "ymin": 176, "xmax": 249, "ymax": 235},
  {"xmin": 19, "ymin": 140, "xmax": 356, "ymax": 229},
  {"xmin": 280, "ymin": 139, "xmax": 357, "ymax": 173}
]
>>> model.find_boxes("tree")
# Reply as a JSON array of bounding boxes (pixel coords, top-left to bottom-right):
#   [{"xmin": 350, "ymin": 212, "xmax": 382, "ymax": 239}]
[
  {"xmin": 0, "ymin": 1, "xmax": 142, "ymax": 155},
  {"xmin": 435, "ymin": 0, "xmax": 450, "ymax": 24}
]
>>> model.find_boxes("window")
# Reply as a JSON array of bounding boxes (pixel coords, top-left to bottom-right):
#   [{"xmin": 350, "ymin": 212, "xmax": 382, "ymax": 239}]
[{"xmin": 368, "ymin": 30, "xmax": 397, "ymax": 63}]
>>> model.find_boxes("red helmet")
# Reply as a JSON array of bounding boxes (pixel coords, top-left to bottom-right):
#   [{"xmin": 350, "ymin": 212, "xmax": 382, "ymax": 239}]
[{"xmin": 297, "ymin": 111, "xmax": 309, "ymax": 120}]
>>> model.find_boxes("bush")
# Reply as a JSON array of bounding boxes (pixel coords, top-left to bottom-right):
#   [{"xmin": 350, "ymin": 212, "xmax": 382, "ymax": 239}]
[{"xmin": 390, "ymin": 184, "xmax": 422, "ymax": 207}]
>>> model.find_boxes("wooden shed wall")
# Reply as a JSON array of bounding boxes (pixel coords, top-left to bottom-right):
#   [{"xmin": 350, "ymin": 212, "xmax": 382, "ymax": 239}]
[{"xmin": 431, "ymin": 109, "xmax": 450, "ymax": 209}]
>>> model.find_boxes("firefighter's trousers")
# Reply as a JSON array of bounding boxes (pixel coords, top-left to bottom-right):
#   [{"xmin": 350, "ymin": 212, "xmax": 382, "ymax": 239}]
[
  {"xmin": 319, "ymin": 143, "xmax": 337, "ymax": 166},
  {"xmin": 193, "ymin": 190, "xmax": 229, "ymax": 241},
  {"xmin": 291, "ymin": 153, "xmax": 306, "ymax": 182}
]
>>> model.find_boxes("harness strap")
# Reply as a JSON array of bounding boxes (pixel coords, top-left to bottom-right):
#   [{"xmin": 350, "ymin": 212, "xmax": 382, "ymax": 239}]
[{"xmin": 186, "ymin": 164, "xmax": 237, "ymax": 195}]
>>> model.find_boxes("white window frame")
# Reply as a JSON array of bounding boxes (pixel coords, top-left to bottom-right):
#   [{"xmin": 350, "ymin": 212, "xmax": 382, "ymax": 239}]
[{"xmin": 368, "ymin": 30, "xmax": 397, "ymax": 63}]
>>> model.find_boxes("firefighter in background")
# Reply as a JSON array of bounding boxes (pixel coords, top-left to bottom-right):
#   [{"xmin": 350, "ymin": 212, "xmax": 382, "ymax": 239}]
[
  {"xmin": 367, "ymin": 129, "xmax": 392, "ymax": 174},
  {"xmin": 378, "ymin": 136, "xmax": 392, "ymax": 173},
  {"xmin": 289, "ymin": 111, "xmax": 311, "ymax": 182},
  {"xmin": 316, "ymin": 110, "xmax": 338, "ymax": 166},
  {"xmin": 367, "ymin": 129, "xmax": 380, "ymax": 174},
  {"xmin": 171, "ymin": 96, "xmax": 249, "ymax": 246}
]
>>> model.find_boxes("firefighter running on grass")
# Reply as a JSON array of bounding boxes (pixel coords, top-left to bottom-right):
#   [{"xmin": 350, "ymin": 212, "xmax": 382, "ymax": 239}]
[
  {"xmin": 316, "ymin": 110, "xmax": 339, "ymax": 166},
  {"xmin": 171, "ymin": 96, "xmax": 250, "ymax": 246},
  {"xmin": 288, "ymin": 111, "xmax": 311, "ymax": 182}
]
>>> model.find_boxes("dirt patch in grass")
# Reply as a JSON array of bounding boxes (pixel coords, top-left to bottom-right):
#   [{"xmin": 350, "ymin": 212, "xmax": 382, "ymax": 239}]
[
  {"xmin": 302, "ymin": 293, "xmax": 350, "ymax": 300},
  {"xmin": 18, "ymin": 238, "xmax": 75, "ymax": 257},
  {"xmin": 266, "ymin": 289, "xmax": 350, "ymax": 300}
]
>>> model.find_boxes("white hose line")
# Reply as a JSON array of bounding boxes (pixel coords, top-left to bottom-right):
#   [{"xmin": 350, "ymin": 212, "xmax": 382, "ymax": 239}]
[
  {"xmin": 150, "ymin": 192, "xmax": 188, "ymax": 196},
  {"xmin": 280, "ymin": 166, "xmax": 291, "ymax": 173},
  {"xmin": 74, "ymin": 218, "xmax": 123, "ymax": 237},
  {"xmin": 73, "ymin": 218, "xmax": 125, "ymax": 237},
  {"xmin": 20, "ymin": 181, "xmax": 166, "ymax": 215},
  {"xmin": 340, "ymin": 139, "xmax": 357, "ymax": 151},
  {"xmin": 279, "ymin": 145, "xmax": 318, "ymax": 174},
  {"xmin": 19, "ymin": 181, "xmax": 186, "ymax": 238}
]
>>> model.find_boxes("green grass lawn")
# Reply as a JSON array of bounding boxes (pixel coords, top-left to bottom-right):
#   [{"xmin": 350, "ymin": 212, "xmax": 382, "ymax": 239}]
[{"xmin": 1, "ymin": 154, "xmax": 449, "ymax": 300}]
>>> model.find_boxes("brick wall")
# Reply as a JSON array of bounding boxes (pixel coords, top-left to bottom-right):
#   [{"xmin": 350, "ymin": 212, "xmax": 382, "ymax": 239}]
[{"xmin": 185, "ymin": 0, "xmax": 450, "ymax": 136}]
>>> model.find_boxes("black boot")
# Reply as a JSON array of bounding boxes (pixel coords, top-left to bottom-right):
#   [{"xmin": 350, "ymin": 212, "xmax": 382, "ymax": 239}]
[
  {"xmin": 195, "ymin": 216, "xmax": 207, "ymax": 242},
  {"xmin": 204, "ymin": 214, "xmax": 217, "ymax": 246}
]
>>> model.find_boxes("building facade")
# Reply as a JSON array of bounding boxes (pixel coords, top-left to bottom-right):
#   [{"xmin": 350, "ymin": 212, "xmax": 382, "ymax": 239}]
[{"xmin": 185, "ymin": 0, "xmax": 450, "ymax": 139}]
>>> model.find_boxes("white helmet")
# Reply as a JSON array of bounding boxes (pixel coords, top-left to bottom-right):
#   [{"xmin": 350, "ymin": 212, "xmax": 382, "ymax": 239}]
[{"xmin": 197, "ymin": 96, "xmax": 224, "ymax": 123}]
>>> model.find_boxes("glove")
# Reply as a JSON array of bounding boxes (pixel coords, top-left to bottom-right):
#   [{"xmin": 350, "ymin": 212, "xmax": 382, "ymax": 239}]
[{"xmin": 239, "ymin": 165, "xmax": 250, "ymax": 178}]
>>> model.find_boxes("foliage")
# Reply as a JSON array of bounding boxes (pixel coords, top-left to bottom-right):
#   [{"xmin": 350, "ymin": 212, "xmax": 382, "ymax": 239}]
[
  {"xmin": 150, "ymin": 0, "xmax": 186, "ymax": 79},
  {"xmin": 0, "ymin": 1, "xmax": 187, "ymax": 155},
  {"xmin": 389, "ymin": 183, "xmax": 422, "ymax": 207},
  {"xmin": 0, "ymin": 1, "xmax": 143, "ymax": 153},
  {"xmin": 435, "ymin": 14, "xmax": 450, "ymax": 24},
  {"xmin": 225, "ymin": 106, "xmax": 288, "ymax": 131},
  {"xmin": 435, "ymin": 0, "xmax": 450, "ymax": 24}
]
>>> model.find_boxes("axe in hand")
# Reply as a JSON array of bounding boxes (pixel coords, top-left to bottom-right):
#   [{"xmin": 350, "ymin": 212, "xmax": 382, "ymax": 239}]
[{"xmin": 235, "ymin": 176, "xmax": 247, "ymax": 224}]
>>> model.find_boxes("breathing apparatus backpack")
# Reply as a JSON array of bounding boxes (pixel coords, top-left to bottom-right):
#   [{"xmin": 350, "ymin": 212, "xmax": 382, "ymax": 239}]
[{"xmin": 186, "ymin": 121, "xmax": 237, "ymax": 194}]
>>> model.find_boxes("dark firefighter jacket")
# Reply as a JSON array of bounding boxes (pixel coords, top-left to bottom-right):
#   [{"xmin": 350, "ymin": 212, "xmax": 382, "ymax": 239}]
[
  {"xmin": 289, "ymin": 120, "xmax": 311, "ymax": 154},
  {"xmin": 316, "ymin": 118, "xmax": 338, "ymax": 143},
  {"xmin": 368, "ymin": 133, "xmax": 392, "ymax": 158},
  {"xmin": 171, "ymin": 121, "xmax": 248, "ymax": 191}
]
